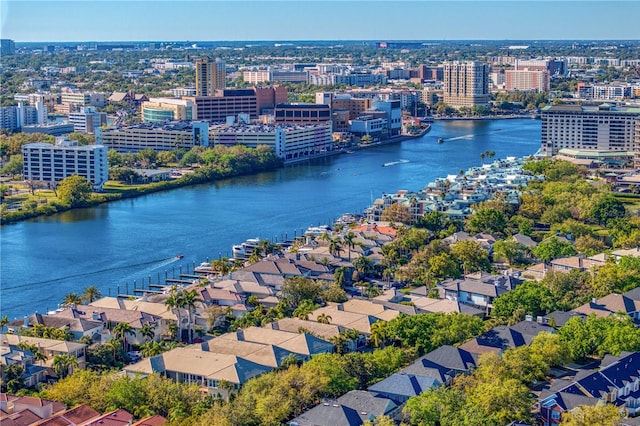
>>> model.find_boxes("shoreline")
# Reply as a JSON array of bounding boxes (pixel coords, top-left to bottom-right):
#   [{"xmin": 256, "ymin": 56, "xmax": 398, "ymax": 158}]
[{"xmin": 0, "ymin": 117, "xmax": 529, "ymax": 225}]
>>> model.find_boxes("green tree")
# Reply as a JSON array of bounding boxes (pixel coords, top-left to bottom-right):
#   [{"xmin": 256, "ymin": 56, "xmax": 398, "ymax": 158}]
[
  {"xmin": 81, "ymin": 286, "xmax": 102, "ymax": 304},
  {"xmin": 560, "ymin": 403, "xmax": 623, "ymax": 426},
  {"xmin": 450, "ymin": 240, "xmax": 491, "ymax": 274},
  {"xmin": 0, "ymin": 154, "xmax": 23, "ymax": 176},
  {"xmin": 492, "ymin": 239, "xmax": 527, "ymax": 265},
  {"xmin": 532, "ymin": 237, "xmax": 576, "ymax": 261},
  {"xmin": 281, "ymin": 276, "xmax": 324, "ymax": 308},
  {"xmin": 52, "ymin": 353, "xmax": 78, "ymax": 379},
  {"xmin": 57, "ymin": 175, "xmax": 93, "ymax": 207},
  {"xmin": 1, "ymin": 364, "xmax": 25, "ymax": 393},
  {"xmin": 492, "ymin": 281, "xmax": 555, "ymax": 324},
  {"xmin": 465, "ymin": 207, "xmax": 507, "ymax": 235},
  {"xmin": 343, "ymin": 231, "xmax": 357, "ymax": 261},
  {"xmin": 62, "ymin": 292, "xmax": 83, "ymax": 307},
  {"xmin": 589, "ymin": 196, "xmax": 626, "ymax": 225}
]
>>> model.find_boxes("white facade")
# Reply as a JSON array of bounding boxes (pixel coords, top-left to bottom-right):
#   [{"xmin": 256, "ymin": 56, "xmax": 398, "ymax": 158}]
[
  {"xmin": 211, "ymin": 123, "xmax": 333, "ymax": 163},
  {"xmin": 96, "ymin": 121, "xmax": 209, "ymax": 153},
  {"xmin": 68, "ymin": 107, "xmax": 107, "ymax": 133},
  {"xmin": 540, "ymin": 104, "xmax": 640, "ymax": 157},
  {"xmin": 22, "ymin": 139, "xmax": 108, "ymax": 189},
  {"xmin": 60, "ymin": 92, "xmax": 107, "ymax": 107}
]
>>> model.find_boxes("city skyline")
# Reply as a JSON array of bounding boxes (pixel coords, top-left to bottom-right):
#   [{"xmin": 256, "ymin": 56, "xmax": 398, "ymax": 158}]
[{"xmin": 1, "ymin": 1, "xmax": 639, "ymax": 43}]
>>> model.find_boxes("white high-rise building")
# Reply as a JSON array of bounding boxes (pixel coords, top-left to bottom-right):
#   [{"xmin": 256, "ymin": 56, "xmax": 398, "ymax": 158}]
[
  {"xmin": 443, "ymin": 61, "xmax": 490, "ymax": 108},
  {"xmin": 22, "ymin": 138, "xmax": 109, "ymax": 189}
]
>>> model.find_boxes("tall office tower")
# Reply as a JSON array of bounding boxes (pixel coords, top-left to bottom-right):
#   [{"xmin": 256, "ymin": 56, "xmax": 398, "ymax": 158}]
[
  {"xmin": 195, "ymin": 57, "xmax": 226, "ymax": 96},
  {"xmin": 0, "ymin": 39, "xmax": 16, "ymax": 55},
  {"xmin": 443, "ymin": 61, "xmax": 490, "ymax": 108}
]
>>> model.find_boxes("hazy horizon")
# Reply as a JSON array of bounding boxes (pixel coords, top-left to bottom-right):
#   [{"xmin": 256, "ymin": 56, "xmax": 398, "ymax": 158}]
[{"xmin": 2, "ymin": 1, "xmax": 639, "ymax": 43}]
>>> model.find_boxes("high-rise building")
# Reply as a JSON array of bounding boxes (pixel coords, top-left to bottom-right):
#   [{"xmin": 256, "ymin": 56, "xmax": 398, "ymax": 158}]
[
  {"xmin": 195, "ymin": 58, "xmax": 226, "ymax": 96},
  {"xmin": 540, "ymin": 104, "xmax": 640, "ymax": 159},
  {"xmin": 68, "ymin": 107, "xmax": 108, "ymax": 133},
  {"xmin": 443, "ymin": 61, "xmax": 490, "ymax": 108},
  {"xmin": 22, "ymin": 138, "xmax": 109, "ymax": 189},
  {"xmin": 505, "ymin": 70, "xmax": 550, "ymax": 92},
  {"xmin": 0, "ymin": 39, "xmax": 16, "ymax": 55}
]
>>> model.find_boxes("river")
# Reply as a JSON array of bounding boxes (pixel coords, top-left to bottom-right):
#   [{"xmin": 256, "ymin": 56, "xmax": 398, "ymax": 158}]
[{"xmin": 0, "ymin": 119, "xmax": 541, "ymax": 320}]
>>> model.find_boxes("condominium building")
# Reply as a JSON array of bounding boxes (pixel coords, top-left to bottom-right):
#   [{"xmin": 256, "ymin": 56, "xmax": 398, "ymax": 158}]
[
  {"xmin": 96, "ymin": 121, "xmax": 210, "ymax": 153},
  {"xmin": 514, "ymin": 58, "xmax": 566, "ymax": 76},
  {"xmin": 141, "ymin": 98, "xmax": 194, "ymax": 122},
  {"xmin": 243, "ymin": 70, "xmax": 271, "ymax": 85},
  {"xmin": 210, "ymin": 122, "xmax": 333, "ymax": 163},
  {"xmin": 195, "ymin": 57, "xmax": 226, "ymax": 96},
  {"xmin": 68, "ymin": 107, "xmax": 107, "ymax": 133},
  {"xmin": 0, "ymin": 102, "xmax": 46, "ymax": 133},
  {"xmin": 505, "ymin": 70, "xmax": 550, "ymax": 92},
  {"xmin": 443, "ymin": 61, "xmax": 490, "ymax": 108},
  {"xmin": 22, "ymin": 139, "xmax": 108, "ymax": 189},
  {"xmin": 540, "ymin": 104, "xmax": 640, "ymax": 160}
]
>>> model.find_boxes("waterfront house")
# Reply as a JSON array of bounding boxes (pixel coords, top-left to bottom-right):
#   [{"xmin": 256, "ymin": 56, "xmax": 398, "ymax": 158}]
[
  {"xmin": 11, "ymin": 312, "xmax": 103, "ymax": 342},
  {"xmin": 53, "ymin": 305, "xmax": 163, "ymax": 346},
  {"xmin": 268, "ymin": 317, "xmax": 347, "ymax": 341}
]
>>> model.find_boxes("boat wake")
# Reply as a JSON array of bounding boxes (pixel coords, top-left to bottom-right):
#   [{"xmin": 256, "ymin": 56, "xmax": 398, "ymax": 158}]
[
  {"xmin": 2, "ymin": 256, "xmax": 182, "ymax": 291},
  {"xmin": 447, "ymin": 134, "xmax": 474, "ymax": 141},
  {"xmin": 383, "ymin": 159, "xmax": 410, "ymax": 167}
]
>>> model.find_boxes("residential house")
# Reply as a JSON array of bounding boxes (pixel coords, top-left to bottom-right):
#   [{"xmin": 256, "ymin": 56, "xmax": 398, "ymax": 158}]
[
  {"xmin": 1, "ymin": 334, "xmax": 87, "ymax": 374},
  {"xmin": 459, "ymin": 320, "xmax": 554, "ymax": 355},
  {"xmin": 269, "ymin": 317, "xmax": 346, "ymax": 341},
  {"xmin": 34, "ymin": 404, "xmax": 100, "ymax": 425},
  {"xmin": 572, "ymin": 293, "xmax": 640, "ymax": 320},
  {"xmin": 53, "ymin": 305, "xmax": 163, "ymax": 346},
  {"xmin": 539, "ymin": 351, "xmax": 640, "ymax": 425},
  {"xmin": 367, "ymin": 373, "xmax": 440, "ymax": 403},
  {"xmin": 124, "ymin": 347, "xmax": 272, "ymax": 399},
  {"xmin": 224, "ymin": 327, "xmax": 334, "ymax": 359},
  {"xmin": 14, "ymin": 313, "xmax": 102, "ymax": 342},
  {"xmin": 0, "ymin": 341, "xmax": 48, "ymax": 387},
  {"xmin": 0, "ymin": 394, "xmax": 66, "ymax": 425},
  {"xmin": 199, "ymin": 337, "xmax": 302, "ymax": 368},
  {"xmin": 550, "ymin": 256, "xmax": 604, "ymax": 273},
  {"xmin": 290, "ymin": 390, "xmax": 397, "ymax": 426},
  {"xmin": 399, "ymin": 345, "xmax": 478, "ymax": 385}
]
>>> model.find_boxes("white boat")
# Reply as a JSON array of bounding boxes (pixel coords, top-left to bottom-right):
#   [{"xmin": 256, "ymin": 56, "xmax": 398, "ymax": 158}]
[
  {"xmin": 304, "ymin": 225, "xmax": 331, "ymax": 236},
  {"xmin": 232, "ymin": 238, "xmax": 261, "ymax": 259}
]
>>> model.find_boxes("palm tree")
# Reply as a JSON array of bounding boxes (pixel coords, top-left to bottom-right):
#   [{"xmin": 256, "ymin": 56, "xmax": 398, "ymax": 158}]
[
  {"xmin": 343, "ymin": 231, "xmax": 356, "ymax": 261},
  {"xmin": 328, "ymin": 237, "xmax": 343, "ymax": 258},
  {"xmin": 369, "ymin": 321, "xmax": 388, "ymax": 348},
  {"xmin": 139, "ymin": 323, "xmax": 156, "ymax": 342},
  {"xmin": 140, "ymin": 341, "xmax": 163, "ymax": 358},
  {"xmin": 353, "ymin": 256, "xmax": 374, "ymax": 279},
  {"xmin": 480, "ymin": 152, "xmax": 485, "ymax": 165},
  {"xmin": 52, "ymin": 354, "xmax": 78, "ymax": 379},
  {"xmin": 112, "ymin": 322, "xmax": 135, "ymax": 353},
  {"xmin": 62, "ymin": 292, "xmax": 82, "ymax": 307},
  {"xmin": 81, "ymin": 286, "xmax": 102, "ymax": 304},
  {"xmin": 164, "ymin": 286, "xmax": 184, "ymax": 342},
  {"xmin": 33, "ymin": 348, "xmax": 48, "ymax": 366},
  {"xmin": 317, "ymin": 313, "xmax": 332, "ymax": 325},
  {"xmin": 181, "ymin": 289, "xmax": 200, "ymax": 343},
  {"xmin": 0, "ymin": 315, "xmax": 9, "ymax": 331}
]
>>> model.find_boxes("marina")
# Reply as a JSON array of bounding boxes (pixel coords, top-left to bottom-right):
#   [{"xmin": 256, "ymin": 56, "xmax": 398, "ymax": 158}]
[{"xmin": 0, "ymin": 119, "xmax": 542, "ymax": 320}]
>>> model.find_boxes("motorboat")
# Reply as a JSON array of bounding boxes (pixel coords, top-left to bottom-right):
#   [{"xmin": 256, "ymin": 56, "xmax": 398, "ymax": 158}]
[
  {"xmin": 438, "ymin": 138, "xmax": 444, "ymax": 144},
  {"xmin": 232, "ymin": 238, "xmax": 261, "ymax": 259},
  {"xmin": 176, "ymin": 254, "xmax": 184, "ymax": 259}
]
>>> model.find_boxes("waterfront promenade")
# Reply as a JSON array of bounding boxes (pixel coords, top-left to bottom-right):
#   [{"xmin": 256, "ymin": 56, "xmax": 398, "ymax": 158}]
[{"xmin": 0, "ymin": 119, "xmax": 542, "ymax": 320}]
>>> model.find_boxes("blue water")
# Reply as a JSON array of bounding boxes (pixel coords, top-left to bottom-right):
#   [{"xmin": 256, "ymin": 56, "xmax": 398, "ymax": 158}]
[{"xmin": 0, "ymin": 119, "xmax": 541, "ymax": 320}]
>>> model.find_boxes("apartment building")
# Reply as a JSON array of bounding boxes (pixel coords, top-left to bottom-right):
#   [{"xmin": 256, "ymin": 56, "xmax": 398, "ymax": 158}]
[
  {"xmin": 443, "ymin": 61, "xmax": 490, "ymax": 108},
  {"xmin": 22, "ymin": 139, "xmax": 108, "ymax": 189},
  {"xmin": 195, "ymin": 57, "xmax": 226, "ymax": 96},
  {"xmin": 505, "ymin": 69, "xmax": 550, "ymax": 92},
  {"xmin": 184, "ymin": 86, "xmax": 287, "ymax": 121}
]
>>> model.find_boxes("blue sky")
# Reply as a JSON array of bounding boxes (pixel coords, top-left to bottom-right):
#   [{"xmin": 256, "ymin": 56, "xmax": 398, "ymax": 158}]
[{"xmin": 1, "ymin": 1, "xmax": 639, "ymax": 42}]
